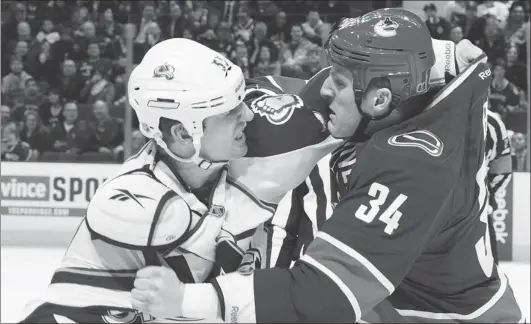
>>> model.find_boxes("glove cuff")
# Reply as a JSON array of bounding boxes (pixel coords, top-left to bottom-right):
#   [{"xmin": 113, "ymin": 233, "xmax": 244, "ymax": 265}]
[
  {"xmin": 430, "ymin": 39, "xmax": 457, "ymax": 87},
  {"xmin": 212, "ymin": 272, "xmax": 257, "ymax": 323},
  {"xmin": 182, "ymin": 283, "xmax": 221, "ymax": 320}
]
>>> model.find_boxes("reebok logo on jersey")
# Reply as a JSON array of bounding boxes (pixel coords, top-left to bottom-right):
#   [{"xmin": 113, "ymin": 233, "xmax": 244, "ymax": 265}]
[
  {"xmin": 388, "ymin": 130, "xmax": 444, "ymax": 157},
  {"xmin": 250, "ymin": 94, "xmax": 304, "ymax": 125},
  {"xmin": 109, "ymin": 189, "xmax": 155, "ymax": 208}
]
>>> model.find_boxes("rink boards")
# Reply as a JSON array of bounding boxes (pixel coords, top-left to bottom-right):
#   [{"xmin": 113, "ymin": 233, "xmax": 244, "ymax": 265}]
[{"xmin": 1, "ymin": 162, "xmax": 529, "ymax": 261}]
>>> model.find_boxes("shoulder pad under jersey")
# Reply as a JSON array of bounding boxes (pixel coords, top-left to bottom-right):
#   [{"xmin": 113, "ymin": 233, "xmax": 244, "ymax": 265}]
[{"xmin": 86, "ymin": 170, "xmax": 191, "ymax": 249}]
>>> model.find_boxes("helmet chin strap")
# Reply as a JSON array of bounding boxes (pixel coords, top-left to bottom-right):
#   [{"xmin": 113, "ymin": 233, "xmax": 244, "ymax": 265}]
[{"xmin": 154, "ymin": 136, "xmax": 227, "ymax": 170}]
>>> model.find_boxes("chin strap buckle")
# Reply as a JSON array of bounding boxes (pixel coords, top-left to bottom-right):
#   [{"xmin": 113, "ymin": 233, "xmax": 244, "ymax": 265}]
[{"xmin": 198, "ymin": 160, "xmax": 213, "ymax": 170}]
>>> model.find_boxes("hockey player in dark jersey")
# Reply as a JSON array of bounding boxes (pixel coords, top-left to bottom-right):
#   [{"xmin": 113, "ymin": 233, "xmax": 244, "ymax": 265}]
[{"xmin": 131, "ymin": 9, "xmax": 524, "ymax": 323}]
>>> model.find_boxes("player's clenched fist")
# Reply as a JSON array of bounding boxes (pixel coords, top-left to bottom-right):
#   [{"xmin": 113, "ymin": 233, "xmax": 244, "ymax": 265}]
[{"xmin": 131, "ymin": 266, "xmax": 185, "ymax": 318}]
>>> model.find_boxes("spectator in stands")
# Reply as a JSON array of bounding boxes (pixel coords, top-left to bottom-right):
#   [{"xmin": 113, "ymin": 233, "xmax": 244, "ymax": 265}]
[
  {"xmin": 464, "ymin": 1, "xmax": 481, "ymax": 40},
  {"xmin": 477, "ymin": 0, "xmax": 509, "ymax": 28},
  {"xmin": 19, "ymin": 110, "xmax": 50, "ymax": 159},
  {"xmin": 3, "ymin": 2, "xmax": 29, "ymax": 41},
  {"xmin": 252, "ymin": 43, "xmax": 281, "ymax": 77},
  {"xmin": 1, "ymin": 105, "xmax": 12, "ymax": 128},
  {"xmin": 48, "ymin": 101, "xmax": 92, "ymax": 155},
  {"xmin": 11, "ymin": 40, "xmax": 30, "ymax": 72},
  {"xmin": 249, "ymin": 22, "xmax": 275, "ymax": 62},
  {"xmin": 36, "ymin": 19, "xmax": 61, "ymax": 45},
  {"xmin": 162, "ymin": 3, "xmax": 187, "ymax": 39},
  {"xmin": 182, "ymin": 28, "xmax": 195, "ymax": 40},
  {"xmin": 117, "ymin": 128, "xmax": 147, "ymax": 161},
  {"xmin": 302, "ymin": 10, "xmax": 326, "ymax": 45},
  {"xmin": 233, "ymin": 5, "xmax": 255, "ymax": 44},
  {"xmin": 209, "ymin": 21, "xmax": 235, "ymax": 57},
  {"xmin": 56, "ymin": 59, "xmax": 84, "ymax": 102},
  {"xmin": 90, "ymin": 100, "xmax": 124, "ymax": 160},
  {"xmin": 39, "ymin": 88, "xmax": 64, "ymax": 129},
  {"xmin": 511, "ymin": 132, "xmax": 528, "ymax": 171},
  {"xmin": 71, "ymin": 21, "xmax": 103, "ymax": 62},
  {"xmin": 215, "ymin": 0, "xmax": 240, "ymax": 27},
  {"xmin": 250, "ymin": 0, "xmax": 279, "ymax": 26},
  {"xmin": 443, "ymin": 0, "xmax": 467, "ymax": 30},
  {"xmin": 317, "ymin": 1, "xmax": 351, "ymax": 25},
  {"xmin": 280, "ymin": 24, "xmax": 313, "ymax": 77},
  {"xmin": 424, "ymin": 3, "xmax": 452, "ymax": 40},
  {"xmin": 1, "ymin": 59, "xmax": 32, "ymax": 106},
  {"xmin": 97, "ymin": 7, "xmax": 124, "ymax": 60},
  {"xmin": 505, "ymin": 45, "xmax": 527, "ymax": 93},
  {"xmin": 503, "ymin": 2, "xmax": 527, "ymax": 43},
  {"xmin": 473, "ymin": 15, "xmax": 506, "ymax": 64},
  {"xmin": 27, "ymin": 41, "xmax": 60, "ymax": 87},
  {"xmin": 232, "ymin": 39, "xmax": 251, "ymax": 78},
  {"xmin": 268, "ymin": 11, "xmax": 289, "ymax": 47},
  {"xmin": 79, "ymin": 40, "xmax": 112, "ymax": 81},
  {"xmin": 21, "ymin": 78, "xmax": 45, "ymax": 117},
  {"xmin": 0, "ymin": 121, "xmax": 34, "ymax": 162},
  {"xmin": 299, "ymin": 43, "xmax": 323, "ymax": 79},
  {"xmin": 111, "ymin": 66, "xmax": 127, "ymax": 118},
  {"xmin": 134, "ymin": 3, "xmax": 158, "ymax": 44},
  {"xmin": 44, "ymin": 0, "xmax": 70, "ymax": 27},
  {"xmin": 449, "ymin": 25, "xmax": 465, "ymax": 43},
  {"xmin": 7, "ymin": 21, "xmax": 36, "ymax": 59},
  {"xmin": 80, "ymin": 65, "xmax": 116, "ymax": 106},
  {"xmin": 489, "ymin": 58, "xmax": 521, "ymax": 119}
]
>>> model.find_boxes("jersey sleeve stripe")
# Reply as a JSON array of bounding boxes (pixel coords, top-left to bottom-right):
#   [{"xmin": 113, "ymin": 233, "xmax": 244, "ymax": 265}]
[
  {"xmin": 46, "ymin": 283, "xmax": 133, "ymax": 308},
  {"xmin": 316, "ymin": 232, "xmax": 395, "ymax": 293},
  {"xmin": 303, "ymin": 236, "xmax": 391, "ymax": 315},
  {"xmin": 395, "ymin": 267, "xmax": 509, "ymax": 320},
  {"xmin": 50, "ymin": 269, "xmax": 135, "ymax": 291},
  {"xmin": 299, "ymin": 254, "xmax": 362, "ymax": 320}
]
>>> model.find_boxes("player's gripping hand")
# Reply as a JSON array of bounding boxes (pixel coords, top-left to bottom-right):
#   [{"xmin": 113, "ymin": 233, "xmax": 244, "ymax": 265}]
[
  {"xmin": 455, "ymin": 39, "xmax": 485, "ymax": 72},
  {"xmin": 131, "ymin": 266, "xmax": 185, "ymax": 318}
]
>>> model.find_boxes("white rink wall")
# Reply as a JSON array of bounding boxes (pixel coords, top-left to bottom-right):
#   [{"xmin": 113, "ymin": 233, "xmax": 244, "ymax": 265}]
[{"xmin": 1, "ymin": 162, "xmax": 529, "ymax": 261}]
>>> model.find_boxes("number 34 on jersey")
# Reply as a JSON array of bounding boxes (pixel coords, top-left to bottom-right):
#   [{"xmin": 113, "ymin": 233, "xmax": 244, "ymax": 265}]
[{"xmin": 355, "ymin": 182, "xmax": 408, "ymax": 235}]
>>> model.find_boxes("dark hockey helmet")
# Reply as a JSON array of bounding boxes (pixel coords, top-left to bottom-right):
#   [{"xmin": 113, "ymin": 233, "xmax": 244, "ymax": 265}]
[{"xmin": 325, "ymin": 8, "xmax": 436, "ymax": 114}]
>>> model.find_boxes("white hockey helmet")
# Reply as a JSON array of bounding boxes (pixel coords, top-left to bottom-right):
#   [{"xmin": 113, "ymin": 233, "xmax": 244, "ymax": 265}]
[{"xmin": 128, "ymin": 38, "xmax": 246, "ymax": 168}]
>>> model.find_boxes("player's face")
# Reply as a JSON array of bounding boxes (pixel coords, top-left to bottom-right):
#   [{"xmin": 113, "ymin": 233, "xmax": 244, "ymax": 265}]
[
  {"xmin": 320, "ymin": 65, "xmax": 362, "ymax": 138},
  {"xmin": 199, "ymin": 102, "xmax": 254, "ymax": 161}
]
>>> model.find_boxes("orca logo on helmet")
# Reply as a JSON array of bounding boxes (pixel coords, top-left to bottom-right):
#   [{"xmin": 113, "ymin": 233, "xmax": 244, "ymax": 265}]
[
  {"xmin": 153, "ymin": 62, "xmax": 175, "ymax": 80},
  {"xmin": 374, "ymin": 17, "xmax": 399, "ymax": 37},
  {"xmin": 250, "ymin": 94, "xmax": 304, "ymax": 125}
]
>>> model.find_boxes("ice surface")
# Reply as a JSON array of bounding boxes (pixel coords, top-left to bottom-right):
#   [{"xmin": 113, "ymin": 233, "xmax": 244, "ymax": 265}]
[{"xmin": 1, "ymin": 246, "xmax": 529, "ymax": 323}]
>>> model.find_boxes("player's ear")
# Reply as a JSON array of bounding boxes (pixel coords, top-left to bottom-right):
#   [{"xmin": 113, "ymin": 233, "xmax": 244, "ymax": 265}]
[
  {"xmin": 171, "ymin": 123, "xmax": 192, "ymax": 145},
  {"xmin": 370, "ymin": 88, "xmax": 393, "ymax": 117}
]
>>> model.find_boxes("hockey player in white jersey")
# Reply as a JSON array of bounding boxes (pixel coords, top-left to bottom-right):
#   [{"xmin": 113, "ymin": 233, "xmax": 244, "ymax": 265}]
[
  {"xmin": 18, "ymin": 38, "xmax": 253, "ymax": 323},
  {"xmin": 19, "ymin": 36, "xmax": 341, "ymax": 323}
]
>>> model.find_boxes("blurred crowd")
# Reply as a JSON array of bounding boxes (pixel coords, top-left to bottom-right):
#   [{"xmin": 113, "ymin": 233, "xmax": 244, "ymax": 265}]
[{"xmin": 0, "ymin": 0, "xmax": 529, "ymax": 170}]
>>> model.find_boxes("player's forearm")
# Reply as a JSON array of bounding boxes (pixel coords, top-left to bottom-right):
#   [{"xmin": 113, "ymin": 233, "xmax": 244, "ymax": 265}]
[{"xmin": 198, "ymin": 262, "xmax": 358, "ymax": 323}]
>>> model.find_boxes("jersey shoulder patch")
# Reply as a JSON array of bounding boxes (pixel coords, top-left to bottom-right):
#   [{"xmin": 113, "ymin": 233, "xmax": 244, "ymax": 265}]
[
  {"xmin": 86, "ymin": 171, "xmax": 190, "ymax": 248},
  {"xmin": 387, "ymin": 129, "xmax": 444, "ymax": 157}
]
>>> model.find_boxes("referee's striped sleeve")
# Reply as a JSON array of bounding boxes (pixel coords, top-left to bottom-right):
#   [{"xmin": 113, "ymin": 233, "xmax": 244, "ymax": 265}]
[{"xmin": 486, "ymin": 110, "xmax": 511, "ymax": 164}]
